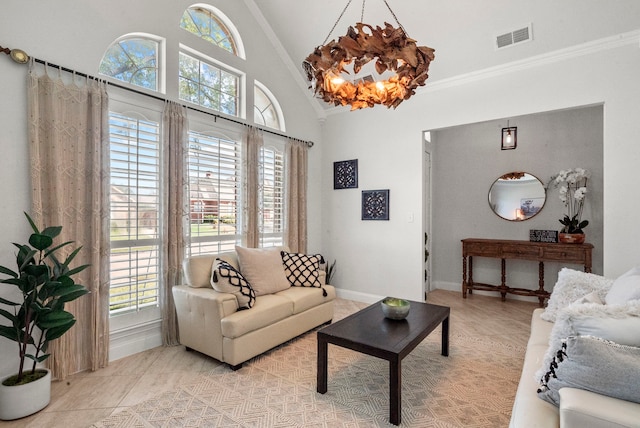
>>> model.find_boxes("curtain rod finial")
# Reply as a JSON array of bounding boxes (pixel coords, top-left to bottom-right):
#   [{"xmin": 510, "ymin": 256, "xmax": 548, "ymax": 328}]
[{"xmin": 1, "ymin": 45, "xmax": 29, "ymax": 64}]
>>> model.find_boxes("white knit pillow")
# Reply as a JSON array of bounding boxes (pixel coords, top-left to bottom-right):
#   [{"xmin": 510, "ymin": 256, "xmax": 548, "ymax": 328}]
[{"xmin": 541, "ymin": 268, "xmax": 613, "ymax": 322}]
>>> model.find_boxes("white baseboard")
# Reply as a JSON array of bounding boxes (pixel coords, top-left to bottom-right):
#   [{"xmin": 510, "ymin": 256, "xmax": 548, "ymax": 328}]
[
  {"xmin": 334, "ymin": 288, "xmax": 384, "ymax": 304},
  {"xmin": 109, "ymin": 320, "xmax": 163, "ymax": 362}
]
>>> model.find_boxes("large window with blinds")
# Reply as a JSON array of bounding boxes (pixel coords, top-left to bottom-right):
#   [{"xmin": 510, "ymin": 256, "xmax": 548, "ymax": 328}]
[
  {"xmin": 186, "ymin": 132, "xmax": 285, "ymax": 254},
  {"xmin": 108, "ymin": 112, "xmax": 161, "ymax": 316},
  {"xmin": 260, "ymin": 146, "xmax": 284, "ymax": 247},
  {"xmin": 107, "ymin": 110, "xmax": 286, "ymax": 325},
  {"xmin": 187, "ymin": 131, "xmax": 241, "ymax": 254}
]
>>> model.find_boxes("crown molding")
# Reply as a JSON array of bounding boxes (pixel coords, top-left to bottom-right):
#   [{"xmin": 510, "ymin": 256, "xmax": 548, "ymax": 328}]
[
  {"xmin": 243, "ymin": 0, "xmax": 327, "ymax": 120},
  {"xmin": 324, "ymin": 29, "xmax": 640, "ymax": 117},
  {"xmin": 421, "ymin": 29, "xmax": 640, "ymax": 94}
]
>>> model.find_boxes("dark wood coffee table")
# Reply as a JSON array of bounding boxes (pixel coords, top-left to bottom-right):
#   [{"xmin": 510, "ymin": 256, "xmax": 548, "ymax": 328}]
[{"xmin": 317, "ymin": 299, "xmax": 450, "ymax": 425}]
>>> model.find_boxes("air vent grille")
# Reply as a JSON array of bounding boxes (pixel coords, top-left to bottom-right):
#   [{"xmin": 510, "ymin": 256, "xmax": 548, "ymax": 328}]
[{"xmin": 496, "ymin": 24, "xmax": 532, "ymax": 49}]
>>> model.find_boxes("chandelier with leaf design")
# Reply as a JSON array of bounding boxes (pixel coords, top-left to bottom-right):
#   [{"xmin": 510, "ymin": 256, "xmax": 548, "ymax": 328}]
[{"xmin": 302, "ymin": 0, "xmax": 435, "ymax": 111}]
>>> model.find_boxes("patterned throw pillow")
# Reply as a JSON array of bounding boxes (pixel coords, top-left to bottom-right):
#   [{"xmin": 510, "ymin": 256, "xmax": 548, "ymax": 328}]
[
  {"xmin": 281, "ymin": 251, "xmax": 324, "ymax": 288},
  {"xmin": 537, "ymin": 335, "xmax": 640, "ymax": 406},
  {"xmin": 210, "ymin": 258, "xmax": 256, "ymax": 309}
]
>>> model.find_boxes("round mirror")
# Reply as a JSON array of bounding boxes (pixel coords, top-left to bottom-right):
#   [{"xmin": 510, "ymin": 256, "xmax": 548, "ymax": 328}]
[{"xmin": 488, "ymin": 172, "xmax": 546, "ymax": 221}]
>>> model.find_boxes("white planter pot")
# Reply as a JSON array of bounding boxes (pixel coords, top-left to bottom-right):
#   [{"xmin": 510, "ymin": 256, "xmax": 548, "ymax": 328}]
[{"xmin": 0, "ymin": 368, "xmax": 51, "ymax": 420}]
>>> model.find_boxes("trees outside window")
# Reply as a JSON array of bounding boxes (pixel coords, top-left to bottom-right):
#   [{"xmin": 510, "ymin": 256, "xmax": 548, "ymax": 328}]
[{"xmin": 99, "ymin": 37, "xmax": 159, "ymax": 91}]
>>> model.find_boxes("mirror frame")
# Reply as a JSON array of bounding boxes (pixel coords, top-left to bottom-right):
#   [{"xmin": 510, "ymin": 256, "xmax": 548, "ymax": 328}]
[{"xmin": 488, "ymin": 172, "xmax": 546, "ymax": 221}]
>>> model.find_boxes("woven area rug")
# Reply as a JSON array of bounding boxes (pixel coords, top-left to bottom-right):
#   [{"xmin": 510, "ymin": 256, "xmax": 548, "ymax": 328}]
[{"xmin": 94, "ymin": 325, "xmax": 524, "ymax": 427}]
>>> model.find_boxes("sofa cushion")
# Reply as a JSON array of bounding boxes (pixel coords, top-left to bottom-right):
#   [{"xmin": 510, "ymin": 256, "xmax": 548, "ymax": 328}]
[
  {"xmin": 541, "ymin": 268, "xmax": 613, "ymax": 322},
  {"xmin": 538, "ymin": 336, "xmax": 640, "ymax": 406},
  {"xmin": 605, "ymin": 266, "xmax": 640, "ymax": 305},
  {"xmin": 559, "ymin": 387, "xmax": 640, "ymax": 428},
  {"xmin": 281, "ymin": 251, "xmax": 324, "ymax": 287},
  {"xmin": 210, "ymin": 258, "xmax": 256, "ymax": 309},
  {"xmin": 276, "ymin": 284, "xmax": 336, "ymax": 314},
  {"xmin": 235, "ymin": 246, "xmax": 290, "ymax": 296},
  {"xmin": 220, "ymin": 294, "xmax": 292, "ymax": 338},
  {"xmin": 535, "ymin": 299, "xmax": 640, "ymax": 383},
  {"xmin": 528, "ymin": 308, "xmax": 554, "ymax": 347}
]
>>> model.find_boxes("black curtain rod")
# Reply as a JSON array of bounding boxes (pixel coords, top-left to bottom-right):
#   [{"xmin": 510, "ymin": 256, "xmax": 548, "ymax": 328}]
[{"xmin": 31, "ymin": 57, "xmax": 314, "ymax": 148}]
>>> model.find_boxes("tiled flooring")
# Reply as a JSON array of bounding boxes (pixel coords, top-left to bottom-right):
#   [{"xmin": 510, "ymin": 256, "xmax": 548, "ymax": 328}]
[{"xmin": 3, "ymin": 289, "xmax": 537, "ymax": 427}]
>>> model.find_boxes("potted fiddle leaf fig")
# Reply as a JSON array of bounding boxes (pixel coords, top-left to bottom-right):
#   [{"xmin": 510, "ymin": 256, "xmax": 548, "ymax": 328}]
[{"xmin": 0, "ymin": 212, "xmax": 90, "ymax": 420}]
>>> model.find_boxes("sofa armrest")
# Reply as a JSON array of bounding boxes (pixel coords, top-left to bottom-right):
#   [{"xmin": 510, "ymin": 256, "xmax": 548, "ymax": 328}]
[
  {"xmin": 559, "ymin": 387, "xmax": 640, "ymax": 428},
  {"xmin": 172, "ymin": 285, "xmax": 239, "ymax": 362}
]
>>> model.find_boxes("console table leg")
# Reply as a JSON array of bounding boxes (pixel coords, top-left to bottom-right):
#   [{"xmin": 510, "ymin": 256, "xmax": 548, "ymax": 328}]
[
  {"xmin": 538, "ymin": 262, "xmax": 546, "ymax": 307},
  {"xmin": 462, "ymin": 256, "xmax": 468, "ymax": 298},
  {"xmin": 468, "ymin": 256, "xmax": 474, "ymax": 295},
  {"xmin": 500, "ymin": 258, "xmax": 507, "ymax": 301},
  {"xmin": 389, "ymin": 358, "xmax": 401, "ymax": 425}
]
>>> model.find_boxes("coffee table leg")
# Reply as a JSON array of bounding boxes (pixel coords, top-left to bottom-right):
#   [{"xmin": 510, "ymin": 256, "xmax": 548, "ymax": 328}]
[
  {"xmin": 390, "ymin": 358, "xmax": 401, "ymax": 425},
  {"xmin": 317, "ymin": 335, "xmax": 328, "ymax": 394},
  {"xmin": 442, "ymin": 316, "xmax": 449, "ymax": 357}
]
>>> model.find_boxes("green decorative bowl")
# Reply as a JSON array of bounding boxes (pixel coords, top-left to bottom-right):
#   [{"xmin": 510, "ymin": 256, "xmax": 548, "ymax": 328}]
[{"xmin": 381, "ymin": 297, "xmax": 410, "ymax": 320}]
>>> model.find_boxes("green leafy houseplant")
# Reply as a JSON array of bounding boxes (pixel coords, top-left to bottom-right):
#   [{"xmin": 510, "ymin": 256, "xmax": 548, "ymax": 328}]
[
  {"xmin": 0, "ymin": 213, "xmax": 89, "ymax": 386},
  {"xmin": 325, "ymin": 259, "xmax": 337, "ymax": 285}
]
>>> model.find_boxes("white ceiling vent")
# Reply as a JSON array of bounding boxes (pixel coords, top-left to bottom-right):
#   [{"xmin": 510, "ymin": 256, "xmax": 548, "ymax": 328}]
[{"xmin": 495, "ymin": 24, "xmax": 533, "ymax": 49}]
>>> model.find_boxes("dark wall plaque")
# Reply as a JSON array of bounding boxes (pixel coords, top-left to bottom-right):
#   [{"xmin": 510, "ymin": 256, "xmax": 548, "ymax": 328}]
[
  {"xmin": 333, "ymin": 159, "xmax": 358, "ymax": 189},
  {"xmin": 529, "ymin": 229, "xmax": 558, "ymax": 243}
]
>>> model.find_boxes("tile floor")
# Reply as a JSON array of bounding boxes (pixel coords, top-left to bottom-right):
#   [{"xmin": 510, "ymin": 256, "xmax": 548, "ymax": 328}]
[{"xmin": 2, "ymin": 289, "xmax": 537, "ymax": 427}]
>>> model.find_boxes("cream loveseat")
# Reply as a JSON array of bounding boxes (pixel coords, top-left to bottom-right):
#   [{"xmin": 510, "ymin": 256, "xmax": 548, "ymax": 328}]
[
  {"xmin": 172, "ymin": 246, "xmax": 335, "ymax": 369},
  {"xmin": 510, "ymin": 267, "xmax": 640, "ymax": 427}
]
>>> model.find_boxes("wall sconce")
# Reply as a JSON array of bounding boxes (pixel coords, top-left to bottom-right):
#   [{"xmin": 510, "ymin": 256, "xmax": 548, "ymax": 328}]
[{"xmin": 501, "ymin": 121, "xmax": 517, "ymax": 150}]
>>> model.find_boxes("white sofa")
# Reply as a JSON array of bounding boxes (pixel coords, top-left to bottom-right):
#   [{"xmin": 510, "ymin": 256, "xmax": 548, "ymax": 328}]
[
  {"xmin": 510, "ymin": 268, "xmax": 640, "ymax": 428},
  {"xmin": 172, "ymin": 249, "xmax": 335, "ymax": 369}
]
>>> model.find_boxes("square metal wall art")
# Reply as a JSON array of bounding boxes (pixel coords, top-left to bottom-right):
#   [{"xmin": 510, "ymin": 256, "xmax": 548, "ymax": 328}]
[
  {"xmin": 362, "ymin": 189, "xmax": 390, "ymax": 220},
  {"xmin": 333, "ymin": 159, "xmax": 358, "ymax": 189}
]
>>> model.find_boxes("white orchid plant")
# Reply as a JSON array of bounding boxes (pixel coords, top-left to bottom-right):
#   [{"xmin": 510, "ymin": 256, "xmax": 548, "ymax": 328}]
[{"xmin": 548, "ymin": 168, "xmax": 590, "ymax": 234}]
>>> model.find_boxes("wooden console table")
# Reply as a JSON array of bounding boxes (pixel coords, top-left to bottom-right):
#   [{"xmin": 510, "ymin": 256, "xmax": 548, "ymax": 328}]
[{"xmin": 461, "ymin": 238, "xmax": 593, "ymax": 307}]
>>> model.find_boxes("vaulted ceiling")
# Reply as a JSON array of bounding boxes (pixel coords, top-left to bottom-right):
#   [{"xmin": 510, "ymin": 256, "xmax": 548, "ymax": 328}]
[{"xmin": 248, "ymin": 0, "xmax": 640, "ymax": 113}]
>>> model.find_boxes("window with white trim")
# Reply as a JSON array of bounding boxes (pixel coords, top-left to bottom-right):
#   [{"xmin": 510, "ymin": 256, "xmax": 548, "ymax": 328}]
[
  {"xmin": 254, "ymin": 81, "xmax": 285, "ymax": 131},
  {"xmin": 179, "ymin": 51, "xmax": 240, "ymax": 116},
  {"xmin": 187, "ymin": 130, "xmax": 241, "ymax": 255},
  {"xmin": 108, "ymin": 112, "xmax": 161, "ymax": 317},
  {"xmin": 260, "ymin": 144, "xmax": 285, "ymax": 247},
  {"xmin": 180, "ymin": 6, "xmax": 238, "ymax": 55},
  {"xmin": 101, "ymin": 6, "xmax": 290, "ymax": 335},
  {"xmin": 99, "ymin": 36, "xmax": 161, "ymax": 91}
]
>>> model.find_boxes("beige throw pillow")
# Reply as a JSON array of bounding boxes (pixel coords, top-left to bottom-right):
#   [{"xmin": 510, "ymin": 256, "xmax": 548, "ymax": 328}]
[{"xmin": 235, "ymin": 246, "xmax": 290, "ymax": 296}]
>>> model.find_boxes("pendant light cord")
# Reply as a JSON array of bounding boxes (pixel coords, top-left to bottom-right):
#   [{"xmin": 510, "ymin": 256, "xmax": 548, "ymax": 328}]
[
  {"xmin": 322, "ymin": 0, "xmax": 409, "ymax": 45},
  {"xmin": 322, "ymin": 0, "xmax": 354, "ymax": 45}
]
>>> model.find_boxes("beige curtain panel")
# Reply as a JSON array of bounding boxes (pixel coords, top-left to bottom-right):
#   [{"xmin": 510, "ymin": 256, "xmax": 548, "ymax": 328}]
[
  {"xmin": 285, "ymin": 139, "xmax": 308, "ymax": 253},
  {"xmin": 161, "ymin": 101, "xmax": 189, "ymax": 346},
  {"xmin": 241, "ymin": 127, "xmax": 263, "ymax": 248},
  {"xmin": 28, "ymin": 62, "xmax": 110, "ymax": 379}
]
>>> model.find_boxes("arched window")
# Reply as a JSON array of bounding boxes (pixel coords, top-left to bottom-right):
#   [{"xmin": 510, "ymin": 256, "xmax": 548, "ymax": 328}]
[
  {"xmin": 180, "ymin": 5, "xmax": 245, "ymax": 58},
  {"xmin": 254, "ymin": 81, "xmax": 285, "ymax": 131},
  {"xmin": 99, "ymin": 35, "xmax": 162, "ymax": 91}
]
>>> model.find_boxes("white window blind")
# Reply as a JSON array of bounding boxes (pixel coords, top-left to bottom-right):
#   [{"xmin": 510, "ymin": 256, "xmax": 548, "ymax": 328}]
[
  {"xmin": 187, "ymin": 131, "xmax": 241, "ymax": 255},
  {"xmin": 260, "ymin": 146, "xmax": 284, "ymax": 247},
  {"xmin": 108, "ymin": 112, "xmax": 161, "ymax": 315}
]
